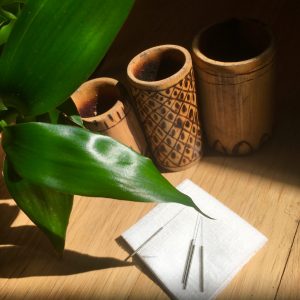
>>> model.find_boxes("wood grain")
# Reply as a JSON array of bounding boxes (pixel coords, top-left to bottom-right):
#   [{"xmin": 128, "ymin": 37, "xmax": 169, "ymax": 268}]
[
  {"xmin": 127, "ymin": 45, "xmax": 202, "ymax": 171},
  {"xmin": 1, "ymin": 139, "xmax": 300, "ymax": 299},
  {"xmin": 276, "ymin": 221, "xmax": 300, "ymax": 300},
  {"xmin": 192, "ymin": 18, "xmax": 275, "ymax": 155}
]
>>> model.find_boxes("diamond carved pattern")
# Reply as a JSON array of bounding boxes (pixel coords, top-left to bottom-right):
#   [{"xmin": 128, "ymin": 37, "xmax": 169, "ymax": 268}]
[{"xmin": 131, "ymin": 68, "xmax": 202, "ymax": 171}]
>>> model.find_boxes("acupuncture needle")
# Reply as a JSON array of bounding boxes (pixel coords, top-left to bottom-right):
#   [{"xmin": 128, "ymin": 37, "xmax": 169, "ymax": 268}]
[
  {"xmin": 182, "ymin": 213, "xmax": 201, "ymax": 289},
  {"xmin": 200, "ymin": 216, "xmax": 204, "ymax": 292},
  {"xmin": 124, "ymin": 207, "xmax": 186, "ymax": 261}
]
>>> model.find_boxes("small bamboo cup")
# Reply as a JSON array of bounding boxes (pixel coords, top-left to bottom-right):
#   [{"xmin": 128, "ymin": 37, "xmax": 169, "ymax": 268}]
[
  {"xmin": 192, "ymin": 18, "xmax": 275, "ymax": 155},
  {"xmin": 71, "ymin": 77, "xmax": 147, "ymax": 155},
  {"xmin": 127, "ymin": 44, "xmax": 202, "ymax": 171}
]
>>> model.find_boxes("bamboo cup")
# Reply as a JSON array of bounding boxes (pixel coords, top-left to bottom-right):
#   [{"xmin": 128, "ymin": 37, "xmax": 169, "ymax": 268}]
[
  {"xmin": 71, "ymin": 77, "xmax": 147, "ymax": 155},
  {"xmin": 192, "ymin": 18, "xmax": 275, "ymax": 155},
  {"xmin": 127, "ymin": 45, "xmax": 203, "ymax": 171}
]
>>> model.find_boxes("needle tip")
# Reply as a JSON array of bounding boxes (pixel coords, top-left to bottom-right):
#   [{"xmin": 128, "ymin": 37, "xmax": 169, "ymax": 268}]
[{"xmin": 124, "ymin": 254, "xmax": 132, "ymax": 261}]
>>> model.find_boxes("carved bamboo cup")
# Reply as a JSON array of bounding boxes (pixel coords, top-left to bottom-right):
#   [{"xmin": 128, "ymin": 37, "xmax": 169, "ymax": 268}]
[
  {"xmin": 127, "ymin": 45, "xmax": 203, "ymax": 171},
  {"xmin": 192, "ymin": 18, "xmax": 275, "ymax": 155},
  {"xmin": 71, "ymin": 77, "xmax": 147, "ymax": 155}
]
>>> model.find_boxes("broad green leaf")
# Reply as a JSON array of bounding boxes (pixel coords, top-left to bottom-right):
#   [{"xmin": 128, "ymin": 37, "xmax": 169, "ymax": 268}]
[
  {"xmin": 2, "ymin": 122, "xmax": 200, "ymax": 211},
  {"xmin": 3, "ymin": 159, "xmax": 73, "ymax": 252},
  {"xmin": 0, "ymin": 0, "xmax": 134, "ymax": 116}
]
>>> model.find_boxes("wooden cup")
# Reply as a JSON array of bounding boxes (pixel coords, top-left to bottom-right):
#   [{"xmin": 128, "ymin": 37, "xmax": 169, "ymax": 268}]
[
  {"xmin": 71, "ymin": 77, "xmax": 147, "ymax": 155},
  {"xmin": 192, "ymin": 18, "xmax": 275, "ymax": 155},
  {"xmin": 127, "ymin": 44, "xmax": 203, "ymax": 171}
]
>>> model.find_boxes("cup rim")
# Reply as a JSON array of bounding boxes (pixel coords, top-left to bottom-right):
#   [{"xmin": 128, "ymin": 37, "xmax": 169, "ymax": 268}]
[
  {"xmin": 192, "ymin": 19, "xmax": 274, "ymax": 70},
  {"xmin": 127, "ymin": 44, "xmax": 192, "ymax": 89},
  {"xmin": 71, "ymin": 77, "xmax": 127, "ymax": 121}
]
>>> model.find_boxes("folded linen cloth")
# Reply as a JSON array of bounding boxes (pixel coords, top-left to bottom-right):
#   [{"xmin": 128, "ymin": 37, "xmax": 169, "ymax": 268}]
[{"xmin": 122, "ymin": 179, "xmax": 267, "ymax": 300}]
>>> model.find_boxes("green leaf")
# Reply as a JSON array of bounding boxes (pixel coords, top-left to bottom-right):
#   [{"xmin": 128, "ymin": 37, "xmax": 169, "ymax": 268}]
[
  {"xmin": 0, "ymin": 20, "xmax": 15, "ymax": 46},
  {"xmin": 3, "ymin": 159, "xmax": 73, "ymax": 253},
  {"xmin": 0, "ymin": 7, "xmax": 16, "ymax": 21},
  {"xmin": 0, "ymin": 0, "xmax": 134, "ymax": 116},
  {"xmin": 0, "ymin": 97, "xmax": 6, "ymax": 110},
  {"xmin": 0, "ymin": 107, "xmax": 17, "ymax": 127},
  {"xmin": 35, "ymin": 109, "xmax": 60, "ymax": 125},
  {"xmin": 2, "ymin": 122, "xmax": 199, "ymax": 211},
  {"xmin": 57, "ymin": 98, "xmax": 84, "ymax": 128},
  {"xmin": 0, "ymin": 119, "xmax": 7, "ymax": 130},
  {"xmin": 0, "ymin": 0, "xmax": 26, "ymax": 6}
]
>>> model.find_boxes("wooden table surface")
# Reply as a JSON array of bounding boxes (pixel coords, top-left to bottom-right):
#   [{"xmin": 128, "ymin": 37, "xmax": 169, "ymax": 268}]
[{"xmin": 1, "ymin": 0, "xmax": 300, "ymax": 299}]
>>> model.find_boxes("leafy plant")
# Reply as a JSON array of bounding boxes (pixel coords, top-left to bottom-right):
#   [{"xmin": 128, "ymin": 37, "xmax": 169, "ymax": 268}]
[
  {"xmin": 0, "ymin": 0, "xmax": 24, "ymax": 48},
  {"xmin": 0, "ymin": 0, "xmax": 202, "ymax": 254}
]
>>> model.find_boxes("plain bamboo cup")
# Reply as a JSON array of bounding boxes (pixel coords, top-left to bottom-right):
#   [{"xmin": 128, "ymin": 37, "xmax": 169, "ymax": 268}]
[
  {"xmin": 192, "ymin": 18, "xmax": 275, "ymax": 155},
  {"xmin": 71, "ymin": 77, "xmax": 147, "ymax": 155},
  {"xmin": 127, "ymin": 45, "xmax": 203, "ymax": 171}
]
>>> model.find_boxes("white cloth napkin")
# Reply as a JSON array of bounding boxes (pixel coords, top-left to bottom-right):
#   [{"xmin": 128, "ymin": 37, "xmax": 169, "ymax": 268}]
[{"xmin": 122, "ymin": 179, "xmax": 267, "ymax": 300}]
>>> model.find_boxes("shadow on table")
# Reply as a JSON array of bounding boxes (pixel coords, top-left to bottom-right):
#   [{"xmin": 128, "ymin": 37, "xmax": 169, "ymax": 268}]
[
  {"xmin": 0, "ymin": 203, "xmax": 132, "ymax": 279},
  {"xmin": 116, "ymin": 236, "xmax": 175, "ymax": 299}
]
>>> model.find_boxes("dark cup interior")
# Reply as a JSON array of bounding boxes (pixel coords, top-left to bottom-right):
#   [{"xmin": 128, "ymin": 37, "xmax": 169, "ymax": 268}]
[
  {"xmin": 132, "ymin": 48, "xmax": 185, "ymax": 82},
  {"xmin": 198, "ymin": 18, "xmax": 272, "ymax": 62},
  {"xmin": 79, "ymin": 83, "xmax": 121, "ymax": 118}
]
